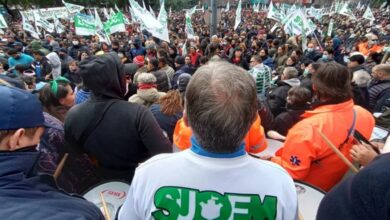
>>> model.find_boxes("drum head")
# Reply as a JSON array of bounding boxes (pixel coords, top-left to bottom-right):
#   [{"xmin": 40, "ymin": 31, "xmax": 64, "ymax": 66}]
[
  {"xmin": 83, "ymin": 181, "xmax": 130, "ymax": 219},
  {"xmin": 295, "ymin": 181, "xmax": 325, "ymax": 220},
  {"xmin": 255, "ymin": 139, "xmax": 283, "ymax": 156}
]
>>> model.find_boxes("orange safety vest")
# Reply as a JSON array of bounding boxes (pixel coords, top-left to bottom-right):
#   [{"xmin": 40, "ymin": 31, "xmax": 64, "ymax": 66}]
[
  {"xmin": 271, "ymin": 100, "xmax": 375, "ymax": 192},
  {"xmin": 173, "ymin": 114, "xmax": 267, "ymax": 154},
  {"xmin": 358, "ymin": 42, "xmax": 383, "ymax": 56}
]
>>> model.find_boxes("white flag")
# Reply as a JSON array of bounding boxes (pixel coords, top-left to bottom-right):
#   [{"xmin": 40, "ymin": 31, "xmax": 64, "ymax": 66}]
[
  {"xmin": 62, "ymin": 0, "xmax": 84, "ymax": 14},
  {"xmin": 21, "ymin": 12, "xmax": 40, "ymax": 39},
  {"xmin": 234, "ymin": 0, "xmax": 242, "ymax": 30},
  {"xmin": 267, "ymin": 1, "xmax": 284, "ymax": 22},
  {"xmin": 95, "ymin": 9, "xmax": 111, "ymax": 44},
  {"xmin": 182, "ymin": 40, "xmax": 187, "ymax": 56},
  {"xmin": 156, "ymin": 1, "xmax": 170, "ymax": 42},
  {"xmin": 225, "ymin": 1, "xmax": 230, "ymax": 12},
  {"xmin": 34, "ymin": 10, "xmax": 55, "ymax": 33},
  {"xmin": 327, "ymin": 19, "xmax": 334, "ymax": 37},
  {"xmin": 142, "ymin": 0, "xmax": 146, "ymax": 10},
  {"xmin": 74, "ymin": 13, "xmax": 96, "ymax": 36},
  {"xmin": 380, "ymin": 2, "xmax": 387, "ymax": 9},
  {"xmin": 254, "ymin": 3, "xmax": 259, "ymax": 13},
  {"xmin": 0, "ymin": 13, "xmax": 7, "ymax": 29},
  {"xmin": 357, "ymin": 2, "xmax": 361, "ymax": 10},
  {"xmin": 339, "ymin": 3, "xmax": 356, "ymax": 20},
  {"xmin": 169, "ymin": 7, "xmax": 172, "ymax": 16},
  {"xmin": 185, "ymin": 11, "xmax": 195, "ymax": 39},
  {"xmin": 103, "ymin": 8, "xmax": 110, "ymax": 19},
  {"xmin": 363, "ymin": 6, "xmax": 375, "ymax": 21},
  {"xmin": 53, "ymin": 14, "xmax": 65, "ymax": 34}
]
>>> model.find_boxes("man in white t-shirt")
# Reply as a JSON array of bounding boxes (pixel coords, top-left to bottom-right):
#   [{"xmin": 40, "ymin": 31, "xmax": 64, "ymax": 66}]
[{"xmin": 118, "ymin": 61, "xmax": 298, "ymax": 220}]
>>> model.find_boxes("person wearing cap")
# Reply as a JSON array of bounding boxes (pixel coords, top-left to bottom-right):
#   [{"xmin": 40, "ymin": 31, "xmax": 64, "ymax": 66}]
[
  {"xmin": 268, "ymin": 63, "xmax": 374, "ymax": 192},
  {"xmin": 118, "ymin": 61, "xmax": 297, "ymax": 220},
  {"xmin": 129, "ymin": 73, "xmax": 166, "ymax": 107},
  {"xmin": 64, "ymin": 53, "xmax": 171, "ymax": 184},
  {"xmin": 0, "ymin": 84, "xmax": 104, "ymax": 220}
]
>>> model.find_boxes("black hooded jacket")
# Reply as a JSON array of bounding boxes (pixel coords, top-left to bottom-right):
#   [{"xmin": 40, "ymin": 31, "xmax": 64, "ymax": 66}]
[{"xmin": 64, "ymin": 53, "xmax": 172, "ymax": 184}]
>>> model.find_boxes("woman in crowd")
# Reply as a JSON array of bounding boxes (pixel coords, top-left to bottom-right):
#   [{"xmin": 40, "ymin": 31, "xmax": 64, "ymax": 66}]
[
  {"xmin": 38, "ymin": 77, "xmax": 98, "ymax": 193},
  {"xmin": 150, "ymin": 90, "xmax": 183, "ymax": 142}
]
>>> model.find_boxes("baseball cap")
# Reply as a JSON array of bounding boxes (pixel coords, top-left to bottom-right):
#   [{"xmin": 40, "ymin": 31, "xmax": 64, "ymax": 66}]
[{"xmin": 0, "ymin": 84, "xmax": 44, "ymax": 130}]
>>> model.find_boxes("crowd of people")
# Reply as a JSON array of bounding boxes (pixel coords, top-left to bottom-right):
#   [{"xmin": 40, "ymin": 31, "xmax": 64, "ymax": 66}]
[{"xmin": 1, "ymin": 2, "xmax": 390, "ymax": 219}]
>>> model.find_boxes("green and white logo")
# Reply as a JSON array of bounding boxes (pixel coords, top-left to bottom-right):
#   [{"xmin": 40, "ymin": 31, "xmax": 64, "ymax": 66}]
[{"xmin": 152, "ymin": 186, "xmax": 278, "ymax": 219}]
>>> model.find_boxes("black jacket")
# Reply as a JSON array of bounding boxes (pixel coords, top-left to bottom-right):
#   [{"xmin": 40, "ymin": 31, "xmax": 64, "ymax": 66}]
[
  {"xmin": 269, "ymin": 107, "xmax": 307, "ymax": 136},
  {"xmin": 0, "ymin": 151, "xmax": 104, "ymax": 220},
  {"xmin": 64, "ymin": 53, "xmax": 172, "ymax": 183},
  {"xmin": 267, "ymin": 78, "xmax": 301, "ymax": 117},
  {"xmin": 151, "ymin": 70, "xmax": 171, "ymax": 92},
  {"xmin": 368, "ymin": 79, "xmax": 390, "ymax": 112}
]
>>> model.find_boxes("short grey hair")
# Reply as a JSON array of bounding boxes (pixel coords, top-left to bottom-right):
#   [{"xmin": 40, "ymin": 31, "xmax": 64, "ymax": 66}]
[
  {"xmin": 373, "ymin": 64, "xmax": 390, "ymax": 75},
  {"xmin": 138, "ymin": 72, "xmax": 156, "ymax": 84},
  {"xmin": 185, "ymin": 61, "xmax": 258, "ymax": 153},
  {"xmin": 283, "ymin": 67, "xmax": 298, "ymax": 79}
]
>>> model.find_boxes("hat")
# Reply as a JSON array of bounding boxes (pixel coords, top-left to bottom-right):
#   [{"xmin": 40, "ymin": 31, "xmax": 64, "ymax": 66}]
[
  {"xmin": 30, "ymin": 40, "xmax": 43, "ymax": 51},
  {"xmin": 133, "ymin": 55, "xmax": 145, "ymax": 67},
  {"xmin": 0, "ymin": 84, "xmax": 44, "ymax": 130},
  {"xmin": 12, "ymin": 42, "xmax": 23, "ymax": 47},
  {"xmin": 178, "ymin": 73, "xmax": 191, "ymax": 93},
  {"xmin": 124, "ymin": 63, "xmax": 138, "ymax": 76}
]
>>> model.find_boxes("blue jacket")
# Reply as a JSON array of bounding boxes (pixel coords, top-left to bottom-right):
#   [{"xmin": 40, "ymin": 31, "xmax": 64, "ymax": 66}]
[{"xmin": 0, "ymin": 150, "xmax": 104, "ymax": 220}]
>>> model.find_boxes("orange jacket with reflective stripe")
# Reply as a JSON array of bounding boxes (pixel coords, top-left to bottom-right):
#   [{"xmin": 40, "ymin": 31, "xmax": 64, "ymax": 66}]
[
  {"xmin": 358, "ymin": 42, "xmax": 383, "ymax": 56},
  {"xmin": 271, "ymin": 100, "xmax": 375, "ymax": 191},
  {"xmin": 173, "ymin": 114, "xmax": 268, "ymax": 153}
]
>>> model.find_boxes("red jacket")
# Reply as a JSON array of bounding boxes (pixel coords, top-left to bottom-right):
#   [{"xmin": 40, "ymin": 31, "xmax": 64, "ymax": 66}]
[{"xmin": 271, "ymin": 100, "xmax": 375, "ymax": 191}]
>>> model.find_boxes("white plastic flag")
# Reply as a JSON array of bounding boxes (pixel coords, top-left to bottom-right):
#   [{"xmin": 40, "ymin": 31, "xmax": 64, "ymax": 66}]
[
  {"xmin": 103, "ymin": 12, "xmax": 126, "ymax": 34},
  {"xmin": 62, "ymin": 0, "xmax": 84, "ymax": 14},
  {"xmin": 380, "ymin": 2, "xmax": 387, "ymax": 9},
  {"xmin": 0, "ymin": 13, "xmax": 7, "ymax": 29},
  {"xmin": 156, "ymin": 0, "xmax": 170, "ymax": 42},
  {"xmin": 225, "ymin": 1, "xmax": 230, "ymax": 12},
  {"xmin": 267, "ymin": 1, "xmax": 283, "ymax": 22},
  {"xmin": 185, "ymin": 11, "xmax": 195, "ymax": 39},
  {"xmin": 339, "ymin": 3, "xmax": 356, "ymax": 20},
  {"xmin": 363, "ymin": 6, "xmax": 375, "ymax": 21},
  {"xmin": 53, "ymin": 14, "xmax": 66, "ymax": 34},
  {"xmin": 74, "ymin": 13, "xmax": 96, "ymax": 36},
  {"xmin": 327, "ymin": 19, "xmax": 334, "ymax": 37},
  {"xmin": 234, "ymin": 0, "xmax": 242, "ymax": 30},
  {"xmin": 21, "ymin": 12, "xmax": 40, "ymax": 39},
  {"xmin": 95, "ymin": 9, "xmax": 111, "ymax": 44},
  {"xmin": 103, "ymin": 8, "xmax": 110, "ymax": 19},
  {"xmin": 34, "ymin": 10, "xmax": 55, "ymax": 33},
  {"xmin": 182, "ymin": 40, "xmax": 187, "ymax": 56}
]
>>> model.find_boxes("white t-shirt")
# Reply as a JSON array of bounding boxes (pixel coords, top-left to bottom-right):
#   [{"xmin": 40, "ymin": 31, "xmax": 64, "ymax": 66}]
[{"xmin": 118, "ymin": 150, "xmax": 298, "ymax": 220}]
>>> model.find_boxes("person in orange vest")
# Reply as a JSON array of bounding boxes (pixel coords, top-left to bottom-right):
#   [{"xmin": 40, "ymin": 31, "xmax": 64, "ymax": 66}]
[
  {"xmin": 358, "ymin": 34, "xmax": 383, "ymax": 56},
  {"xmin": 173, "ymin": 113, "xmax": 268, "ymax": 154},
  {"xmin": 267, "ymin": 62, "xmax": 375, "ymax": 192}
]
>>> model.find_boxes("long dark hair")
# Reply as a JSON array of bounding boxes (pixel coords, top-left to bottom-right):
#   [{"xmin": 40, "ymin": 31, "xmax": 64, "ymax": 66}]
[{"xmin": 39, "ymin": 78, "xmax": 72, "ymax": 122}]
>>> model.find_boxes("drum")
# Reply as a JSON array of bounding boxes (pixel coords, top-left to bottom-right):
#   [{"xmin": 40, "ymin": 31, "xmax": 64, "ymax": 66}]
[
  {"xmin": 255, "ymin": 139, "xmax": 283, "ymax": 156},
  {"xmin": 295, "ymin": 181, "xmax": 325, "ymax": 220},
  {"xmin": 83, "ymin": 181, "xmax": 130, "ymax": 219}
]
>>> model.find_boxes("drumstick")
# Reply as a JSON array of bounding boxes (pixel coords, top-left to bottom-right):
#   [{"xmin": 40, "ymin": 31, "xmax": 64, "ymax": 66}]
[
  {"xmin": 54, "ymin": 153, "xmax": 69, "ymax": 180},
  {"xmin": 100, "ymin": 192, "xmax": 111, "ymax": 220},
  {"xmin": 315, "ymin": 128, "xmax": 359, "ymax": 173},
  {"xmin": 298, "ymin": 211, "xmax": 304, "ymax": 220}
]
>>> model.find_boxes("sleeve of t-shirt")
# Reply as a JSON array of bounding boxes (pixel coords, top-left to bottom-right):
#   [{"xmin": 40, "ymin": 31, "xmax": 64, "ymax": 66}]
[
  {"xmin": 118, "ymin": 184, "xmax": 142, "ymax": 220},
  {"xmin": 137, "ymin": 107, "xmax": 173, "ymax": 155}
]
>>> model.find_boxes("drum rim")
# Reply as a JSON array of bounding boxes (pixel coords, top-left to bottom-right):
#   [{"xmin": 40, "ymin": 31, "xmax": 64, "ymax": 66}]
[
  {"xmin": 294, "ymin": 180, "xmax": 326, "ymax": 194},
  {"xmin": 82, "ymin": 179, "xmax": 130, "ymax": 196}
]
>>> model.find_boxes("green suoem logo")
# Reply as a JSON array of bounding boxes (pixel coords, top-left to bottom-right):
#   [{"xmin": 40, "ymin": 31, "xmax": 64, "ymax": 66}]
[{"xmin": 152, "ymin": 186, "xmax": 277, "ymax": 220}]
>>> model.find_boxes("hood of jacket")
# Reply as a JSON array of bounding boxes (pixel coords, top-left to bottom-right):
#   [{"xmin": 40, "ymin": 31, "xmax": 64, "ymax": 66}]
[
  {"xmin": 283, "ymin": 78, "xmax": 301, "ymax": 87},
  {"xmin": 137, "ymin": 88, "xmax": 163, "ymax": 103},
  {"xmin": 78, "ymin": 53, "xmax": 126, "ymax": 100}
]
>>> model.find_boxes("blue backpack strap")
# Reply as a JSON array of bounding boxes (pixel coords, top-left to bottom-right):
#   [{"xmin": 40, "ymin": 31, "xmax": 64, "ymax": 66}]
[{"xmin": 340, "ymin": 109, "xmax": 357, "ymax": 147}]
